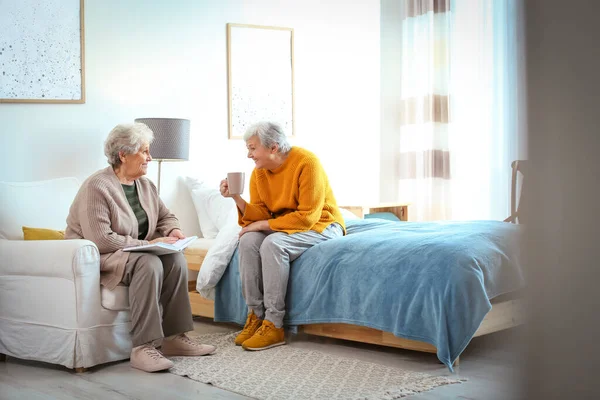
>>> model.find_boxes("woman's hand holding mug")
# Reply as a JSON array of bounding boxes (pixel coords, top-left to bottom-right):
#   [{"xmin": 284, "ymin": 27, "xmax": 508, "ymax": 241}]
[{"xmin": 220, "ymin": 179, "xmax": 231, "ymax": 197}]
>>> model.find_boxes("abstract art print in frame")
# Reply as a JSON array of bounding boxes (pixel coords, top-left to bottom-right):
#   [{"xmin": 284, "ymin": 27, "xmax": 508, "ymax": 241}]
[
  {"xmin": 227, "ymin": 23, "xmax": 295, "ymax": 139},
  {"xmin": 0, "ymin": 0, "xmax": 85, "ymax": 103}
]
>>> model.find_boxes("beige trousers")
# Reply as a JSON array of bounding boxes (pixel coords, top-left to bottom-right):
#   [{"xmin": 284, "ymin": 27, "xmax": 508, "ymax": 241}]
[{"xmin": 120, "ymin": 252, "xmax": 194, "ymax": 347}]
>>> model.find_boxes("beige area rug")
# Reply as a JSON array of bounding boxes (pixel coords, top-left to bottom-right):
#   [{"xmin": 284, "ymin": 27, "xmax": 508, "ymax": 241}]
[{"xmin": 169, "ymin": 331, "xmax": 463, "ymax": 400}]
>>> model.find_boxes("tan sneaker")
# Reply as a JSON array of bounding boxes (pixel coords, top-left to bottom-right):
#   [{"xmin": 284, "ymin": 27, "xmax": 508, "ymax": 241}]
[
  {"xmin": 235, "ymin": 311, "xmax": 263, "ymax": 346},
  {"xmin": 161, "ymin": 334, "xmax": 216, "ymax": 356},
  {"xmin": 130, "ymin": 344, "xmax": 174, "ymax": 372},
  {"xmin": 242, "ymin": 320, "xmax": 285, "ymax": 351}
]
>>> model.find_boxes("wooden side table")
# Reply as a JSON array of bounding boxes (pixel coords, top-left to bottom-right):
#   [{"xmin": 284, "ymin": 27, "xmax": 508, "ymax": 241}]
[{"xmin": 340, "ymin": 202, "xmax": 409, "ymax": 221}]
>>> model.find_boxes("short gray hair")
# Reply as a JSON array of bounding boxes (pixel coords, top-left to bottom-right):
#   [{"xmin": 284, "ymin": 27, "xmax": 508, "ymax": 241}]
[
  {"xmin": 243, "ymin": 121, "xmax": 291, "ymax": 154},
  {"xmin": 104, "ymin": 122, "xmax": 154, "ymax": 167}
]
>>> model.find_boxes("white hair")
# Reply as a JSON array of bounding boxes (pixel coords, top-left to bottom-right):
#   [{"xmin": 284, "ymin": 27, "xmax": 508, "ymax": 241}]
[
  {"xmin": 243, "ymin": 121, "xmax": 291, "ymax": 154},
  {"xmin": 104, "ymin": 122, "xmax": 154, "ymax": 167}
]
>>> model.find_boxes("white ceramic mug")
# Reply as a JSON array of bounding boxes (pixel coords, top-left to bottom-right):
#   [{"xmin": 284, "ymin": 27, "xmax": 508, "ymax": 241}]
[{"xmin": 227, "ymin": 172, "xmax": 245, "ymax": 195}]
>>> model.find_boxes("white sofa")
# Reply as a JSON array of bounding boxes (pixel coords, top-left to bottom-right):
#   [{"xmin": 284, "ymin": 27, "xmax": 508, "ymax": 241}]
[{"xmin": 0, "ymin": 178, "xmax": 132, "ymax": 370}]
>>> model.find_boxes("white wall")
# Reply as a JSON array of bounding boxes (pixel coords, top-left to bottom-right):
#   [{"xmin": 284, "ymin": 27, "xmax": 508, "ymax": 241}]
[{"xmin": 0, "ymin": 0, "xmax": 380, "ymax": 231}]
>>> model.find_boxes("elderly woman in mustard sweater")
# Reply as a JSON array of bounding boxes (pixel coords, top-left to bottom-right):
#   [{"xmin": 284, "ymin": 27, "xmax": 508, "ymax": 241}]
[
  {"xmin": 66, "ymin": 122, "xmax": 215, "ymax": 372},
  {"xmin": 220, "ymin": 121, "xmax": 345, "ymax": 351}
]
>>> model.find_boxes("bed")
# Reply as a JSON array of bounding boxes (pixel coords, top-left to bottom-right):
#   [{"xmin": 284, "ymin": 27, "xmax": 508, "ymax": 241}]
[{"xmin": 185, "ymin": 204, "xmax": 525, "ymax": 371}]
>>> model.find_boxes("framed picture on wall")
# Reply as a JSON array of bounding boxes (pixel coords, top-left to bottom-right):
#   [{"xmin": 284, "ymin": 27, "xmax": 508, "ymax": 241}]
[
  {"xmin": 0, "ymin": 0, "xmax": 85, "ymax": 104},
  {"xmin": 227, "ymin": 23, "xmax": 295, "ymax": 139}
]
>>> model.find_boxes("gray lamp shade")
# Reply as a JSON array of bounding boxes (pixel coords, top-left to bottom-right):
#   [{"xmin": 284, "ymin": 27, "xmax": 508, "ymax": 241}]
[{"xmin": 134, "ymin": 118, "xmax": 190, "ymax": 161}]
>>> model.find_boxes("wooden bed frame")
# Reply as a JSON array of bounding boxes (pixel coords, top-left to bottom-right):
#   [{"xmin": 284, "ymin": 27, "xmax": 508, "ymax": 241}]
[{"xmin": 185, "ymin": 203, "xmax": 525, "ymax": 363}]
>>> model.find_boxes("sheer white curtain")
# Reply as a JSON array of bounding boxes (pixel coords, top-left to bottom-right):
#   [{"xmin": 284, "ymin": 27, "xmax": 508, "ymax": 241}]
[
  {"xmin": 397, "ymin": 0, "xmax": 525, "ymax": 221},
  {"xmin": 397, "ymin": 0, "xmax": 452, "ymax": 221},
  {"xmin": 449, "ymin": 0, "xmax": 526, "ymax": 220}
]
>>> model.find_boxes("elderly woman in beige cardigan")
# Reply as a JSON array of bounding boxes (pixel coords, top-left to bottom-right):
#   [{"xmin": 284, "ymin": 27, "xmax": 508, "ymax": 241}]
[{"xmin": 66, "ymin": 122, "xmax": 215, "ymax": 373}]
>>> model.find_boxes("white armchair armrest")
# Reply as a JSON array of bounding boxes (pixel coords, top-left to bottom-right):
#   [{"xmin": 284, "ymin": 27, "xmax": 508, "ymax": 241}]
[
  {"xmin": 0, "ymin": 239, "xmax": 102, "ymax": 328},
  {"xmin": 0, "ymin": 239, "xmax": 99, "ymax": 279}
]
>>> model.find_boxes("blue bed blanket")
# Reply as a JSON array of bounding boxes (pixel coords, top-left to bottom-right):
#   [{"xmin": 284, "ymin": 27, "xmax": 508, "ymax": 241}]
[{"xmin": 213, "ymin": 219, "xmax": 525, "ymax": 370}]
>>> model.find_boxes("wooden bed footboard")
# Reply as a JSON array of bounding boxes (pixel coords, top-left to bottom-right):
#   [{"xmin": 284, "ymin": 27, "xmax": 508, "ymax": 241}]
[{"xmin": 301, "ymin": 297, "xmax": 525, "ymax": 351}]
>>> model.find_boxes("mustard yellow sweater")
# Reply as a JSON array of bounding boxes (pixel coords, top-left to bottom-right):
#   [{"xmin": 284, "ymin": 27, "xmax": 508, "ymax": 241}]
[{"xmin": 239, "ymin": 147, "xmax": 345, "ymax": 235}]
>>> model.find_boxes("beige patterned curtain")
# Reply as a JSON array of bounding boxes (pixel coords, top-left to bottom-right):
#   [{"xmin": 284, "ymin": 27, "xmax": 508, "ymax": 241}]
[{"xmin": 397, "ymin": 0, "xmax": 452, "ymax": 221}]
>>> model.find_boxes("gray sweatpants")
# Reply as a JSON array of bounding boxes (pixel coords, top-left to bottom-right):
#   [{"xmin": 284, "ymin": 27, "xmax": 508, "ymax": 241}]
[
  {"xmin": 238, "ymin": 223, "xmax": 344, "ymax": 328},
  {"xmin": 120, "ymin": 252, "xmax": 194, "ymax": 347}
]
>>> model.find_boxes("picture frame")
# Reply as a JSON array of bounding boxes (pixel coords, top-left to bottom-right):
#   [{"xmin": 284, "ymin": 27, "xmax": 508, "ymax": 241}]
[
  {"xmin": 0, "ymin": 0, "xmax": 86, "ymax": 104},
  {"xmin": 227, "ymin": 23, "xmax": 295, "ymax": 139}
]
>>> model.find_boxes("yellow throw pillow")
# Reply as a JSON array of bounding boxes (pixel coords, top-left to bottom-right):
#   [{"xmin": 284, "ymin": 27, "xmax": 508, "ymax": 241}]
[{"xmin": 22, "ymin": 226, "xmax": 65, "ymax": 240}]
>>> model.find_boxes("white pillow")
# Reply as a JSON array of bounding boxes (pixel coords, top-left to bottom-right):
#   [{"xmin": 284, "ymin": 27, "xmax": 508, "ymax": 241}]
[
  {"xmin": 197, "ymin": 223, "xmax": 241, "ymax": 300},
  {"xmin": 184, "ymin": 177, "xmax": 238, "ymax": 239},
  {"xmin": 184, "ymin": 177, "xmax": 216, "ymax": 238},
  {"xmin": 204, "ymin": 187, "xmax": 238, "ymax": 231}
]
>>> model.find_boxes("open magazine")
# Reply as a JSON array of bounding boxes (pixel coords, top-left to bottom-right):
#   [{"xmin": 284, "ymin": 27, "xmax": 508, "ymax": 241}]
[{"xmin": 123, "ymin": 236, "xmax": 198, "ymax": 256}]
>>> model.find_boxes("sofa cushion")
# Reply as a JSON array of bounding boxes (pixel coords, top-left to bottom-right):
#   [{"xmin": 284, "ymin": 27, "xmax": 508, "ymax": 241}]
[
  {"xmin": 101, "ymin": 285, "xmax": 130, "ymax": 311},
  {"xmin": 0, "ymin": 177, "xmax": 80, "ymax": 240}
]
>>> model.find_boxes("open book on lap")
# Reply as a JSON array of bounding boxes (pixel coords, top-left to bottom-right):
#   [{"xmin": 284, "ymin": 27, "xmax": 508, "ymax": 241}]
[{"xmin": 123, "ymin": 236, "xmax": 198, "ymax": 256}]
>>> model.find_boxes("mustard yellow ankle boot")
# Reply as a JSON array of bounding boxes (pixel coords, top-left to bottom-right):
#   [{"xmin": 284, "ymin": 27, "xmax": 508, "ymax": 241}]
[
  {"xmin": 241, "ymin": 320, "xmax": 285, "ymax": 351},
  {"xmin": 235, "ymin": 311, "xmax": 263, "ymax": 346}
]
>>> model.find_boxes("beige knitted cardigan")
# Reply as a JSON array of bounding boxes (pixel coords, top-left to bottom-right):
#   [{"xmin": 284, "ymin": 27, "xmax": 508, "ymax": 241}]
[{"xmin": 65, "ymin": 167, "xmax": 180, "ymax": 289}]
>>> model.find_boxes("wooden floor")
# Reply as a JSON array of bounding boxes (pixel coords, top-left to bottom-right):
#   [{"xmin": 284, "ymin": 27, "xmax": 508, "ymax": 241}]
[{"xmin": 0, "ymin": 317, "xmax": 526, "ymax": 400}]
